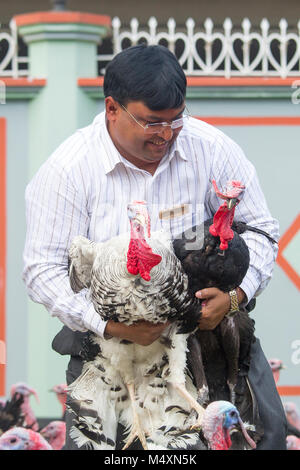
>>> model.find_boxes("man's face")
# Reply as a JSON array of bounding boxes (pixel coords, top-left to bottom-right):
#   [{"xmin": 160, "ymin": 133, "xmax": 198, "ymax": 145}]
[{"xmin": 105, "ymin": 98, "xmax": 185, "ymax": 168}]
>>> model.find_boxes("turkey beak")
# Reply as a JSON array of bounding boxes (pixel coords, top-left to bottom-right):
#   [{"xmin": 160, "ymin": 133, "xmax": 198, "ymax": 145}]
[
  {"xmin": 29, "ymin": 387, "xmax": 39, "ymax": 404},
  {"xmin": 133, "ymin": 213, "xmax": 151, "ymax": 238},
  {"xmin": 227, "ymin": 198, "xmax": 238, "ymax": 210},
  {"xmin": 134, "ymin": 214, "xmax": 147, "ymax": 227}
]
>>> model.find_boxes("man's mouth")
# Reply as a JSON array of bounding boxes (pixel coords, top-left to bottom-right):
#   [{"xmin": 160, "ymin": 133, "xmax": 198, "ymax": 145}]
[
  {"xmin": 147, "ymin": 140, "xmax": 169, "ymax": 149},
  {"xmin": 149, "ymin": 140, "xmax": 167, "ymax": 145}
]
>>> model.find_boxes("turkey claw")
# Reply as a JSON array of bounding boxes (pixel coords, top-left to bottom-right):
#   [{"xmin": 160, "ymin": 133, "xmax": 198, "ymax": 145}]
[
  {"xmin": 190, "ymin": 415, "xmax": 203, "ymax": 431},
  {"xmin": 122, "ymin": 426, "xmax": 148, "ymax": 450}
]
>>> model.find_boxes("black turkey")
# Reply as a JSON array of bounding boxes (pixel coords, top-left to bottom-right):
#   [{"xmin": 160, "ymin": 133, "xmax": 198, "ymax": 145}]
[
  {"xmin": 173, "ymin": 180, "xmax": 276, "ymax": 446},
  {"xmin": 0, "ymin": 393, "xmax": 25, "ymax": 436}
]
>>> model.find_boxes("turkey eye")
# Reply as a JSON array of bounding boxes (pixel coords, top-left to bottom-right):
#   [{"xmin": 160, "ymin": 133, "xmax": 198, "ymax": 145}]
[
  {"xmin": 229, "ymin": 411, "xmax": 237, "ymax": 418},
  {"xmin": 10, "ymin": 438, "xmax": 17, "ymax": 443}
]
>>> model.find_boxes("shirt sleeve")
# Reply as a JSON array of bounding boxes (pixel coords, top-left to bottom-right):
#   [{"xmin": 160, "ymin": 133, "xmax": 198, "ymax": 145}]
[
  {"xmin": 207, "ymin": 134, "xmax": 280, "ymax": 303},
  {"xmin": 22, "ymin": 155, "xmax": 108, "ymax": 338}
]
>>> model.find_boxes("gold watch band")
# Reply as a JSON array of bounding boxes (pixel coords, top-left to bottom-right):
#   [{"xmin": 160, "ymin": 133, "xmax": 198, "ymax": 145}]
[{"xmin": 226, "ymin": 289, "xmax": 239, "ymax": 317}]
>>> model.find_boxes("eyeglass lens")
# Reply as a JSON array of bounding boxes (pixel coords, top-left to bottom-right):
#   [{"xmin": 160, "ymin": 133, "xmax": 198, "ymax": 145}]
[{"xmin": 144, "ymin": 118, "xmax": 185, "ymax": 134}]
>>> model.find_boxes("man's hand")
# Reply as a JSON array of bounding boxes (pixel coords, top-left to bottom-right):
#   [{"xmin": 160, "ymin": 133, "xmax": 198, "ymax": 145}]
[
  {"xmin": 195, "ymin": 287, "xmax": 246, "ymax": 330},
  {"xmin": 104, "ymin": 320, "xmax": 171, "ymax": 346}
]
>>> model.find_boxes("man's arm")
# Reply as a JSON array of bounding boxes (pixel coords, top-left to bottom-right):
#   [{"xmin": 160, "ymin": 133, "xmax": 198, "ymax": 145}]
[
  {"xmin": 105, "ymin": 320, "xmax": 171, "ymax": 345},
  {"xmin": 23, "ymin": 144, "xmax": 168, "ymax": 344},
  {"xmin": 22, "ymin": 147, "xmax": 109, "ymax": 338}
]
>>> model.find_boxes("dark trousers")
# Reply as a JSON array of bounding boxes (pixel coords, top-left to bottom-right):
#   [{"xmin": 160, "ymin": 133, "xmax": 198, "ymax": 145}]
[
  {"xmin": 247, "ymin": 338, "xmax": 287, "ymax": 450},
  {"xmin": 53, "ymin": 329, "xmax": 287, "ymax": 450}
]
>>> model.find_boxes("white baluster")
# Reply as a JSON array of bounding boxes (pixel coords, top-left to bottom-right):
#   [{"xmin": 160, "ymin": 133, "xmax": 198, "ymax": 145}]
[
  {"xmin": 148, "ymin": 17, "xmax": 158, "ymax": 45},
  {"xmin": 298, "ymin": 20, "xmax": 300, "ymax": 74},
  {"xmin": 223, "ymin": 18, "xmax": 233, "ymax": 78},
  {"xmin": 242, "ymin": 18, "xmax": 251, "ymax": 74},
  {"xmin": 204, "ymin": 18, "xmax": 213, "ymax": 72},
  {"xmin": 166, "ymin": 17, "xmax": 176, "ymax": 53},
  {"xmin": 279, "ymin": 18, "xmax": 288, "ymax": 78},
  {"xmin": 260, "ymin": 18, "xmax": 270, "ymax": 75},
  {"xmin": 112, "ymin": 17, "xmax": 122, "ymax": 54},
  {"xmin": 130, "ymin": 18, "xmax": 139, "ymax": 45},
  {"xmin": 186, "ymin": 18, "xmax": 195, "ymax": 74},
  {"xmin": 9, "ymin": 19, "xmax": 18, "ymax": 78}
]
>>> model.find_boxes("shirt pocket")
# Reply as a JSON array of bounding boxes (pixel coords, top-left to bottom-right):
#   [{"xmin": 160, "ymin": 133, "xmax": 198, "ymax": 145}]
[{"xmin": 159, "ymin": 209, "xmax": 195, "ymax": 240}]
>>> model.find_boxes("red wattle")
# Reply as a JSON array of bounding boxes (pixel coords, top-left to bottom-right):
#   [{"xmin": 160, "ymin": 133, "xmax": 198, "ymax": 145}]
[
  {"xmin": 210, "ymin": 423, "xmax": 231, "ymax": 450},
  {"xmin": 209, "ymin": 202, "xmax": 235, "ymax": 250},
  {"xmin": 127, "ymin": 225, "xmax": 162, "ymax": 281}
]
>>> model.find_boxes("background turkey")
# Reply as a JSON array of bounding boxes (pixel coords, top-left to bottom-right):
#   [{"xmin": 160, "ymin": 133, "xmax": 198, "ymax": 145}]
[
  {"xmin": 0, "ymin": 393, "xmax": 25, "ymax": 436},
  {"xmin": 0, "ymin": 427, "xmax": 53, "ymax": 450}
]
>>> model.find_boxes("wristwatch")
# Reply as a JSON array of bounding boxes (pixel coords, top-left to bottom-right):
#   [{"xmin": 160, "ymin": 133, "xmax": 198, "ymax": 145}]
[{"xmin": 226, "ymin": 289, "xmax": 240, "ymax": 317}]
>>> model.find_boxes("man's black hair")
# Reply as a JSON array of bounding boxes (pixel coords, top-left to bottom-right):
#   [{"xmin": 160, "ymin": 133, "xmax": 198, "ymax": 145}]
[{"xmin": 103, "ymin": 44, "xmax": 186, "ymax": 110}]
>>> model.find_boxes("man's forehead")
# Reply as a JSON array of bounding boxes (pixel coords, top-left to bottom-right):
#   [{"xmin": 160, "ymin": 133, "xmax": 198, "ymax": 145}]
[{"xmin": 127, "ymin": 101, "xmax": 185, "ymax": 120}]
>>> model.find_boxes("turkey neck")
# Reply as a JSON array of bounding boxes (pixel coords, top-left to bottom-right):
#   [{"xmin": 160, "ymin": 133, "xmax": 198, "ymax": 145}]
[
  {"xmin": 209, "ymin": 202, "xmax": 237, "ymax": 250},
  {"xmin": 126, "ymin": 221, "xmax": 162, "ymax": 281}
]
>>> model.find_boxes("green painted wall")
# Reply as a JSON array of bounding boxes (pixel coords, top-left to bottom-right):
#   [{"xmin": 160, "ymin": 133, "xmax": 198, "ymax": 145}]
[{"xmin": 0, "ymin": 102, "xmax": 29, "ymax": 389}]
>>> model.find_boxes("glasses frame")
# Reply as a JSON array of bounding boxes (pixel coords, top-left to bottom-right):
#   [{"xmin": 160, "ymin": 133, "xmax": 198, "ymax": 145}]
[{"xmin": 120, "ymin": 103, "xmax": 189, "ymax": 134}]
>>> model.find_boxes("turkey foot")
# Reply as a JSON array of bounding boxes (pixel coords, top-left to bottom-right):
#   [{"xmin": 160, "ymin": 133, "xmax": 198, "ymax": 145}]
[
  {"xmin": 122, "ymin": 383, "xmax": 148, "ymax": 450},
  {"xmin": 172, "ymin": 383, "xmax": 205, "ymax": 430}
]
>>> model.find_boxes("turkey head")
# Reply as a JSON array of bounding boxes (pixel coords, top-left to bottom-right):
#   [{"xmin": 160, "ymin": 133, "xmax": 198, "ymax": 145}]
[{"xmin": 126, "ymin": 200, "xmax": 162, "ymax": 281}]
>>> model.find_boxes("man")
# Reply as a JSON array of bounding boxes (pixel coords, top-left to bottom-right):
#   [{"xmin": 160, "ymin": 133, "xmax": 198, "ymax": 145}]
[{"xmin": 23, "ymin": 44, "xmax": 287, "ymax": 449}]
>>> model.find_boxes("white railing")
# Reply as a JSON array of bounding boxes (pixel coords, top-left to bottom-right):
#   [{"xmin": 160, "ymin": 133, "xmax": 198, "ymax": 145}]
[
  {"xmin": 1, "ymin": 17, "xmax": 300, "ymax": 78},
  {"xmin": 0, "ymin": 20, "xmax": 29, "ymax": 78},
  {"xmin": 97, "ymin": 16, "xmax": 300, "ymax": 78}
]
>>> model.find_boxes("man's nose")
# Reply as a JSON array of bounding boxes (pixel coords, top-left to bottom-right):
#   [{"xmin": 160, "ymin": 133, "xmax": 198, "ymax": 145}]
[{"xmin": 157, "ymin": 125, "xmax": 173, "ymax": 141}]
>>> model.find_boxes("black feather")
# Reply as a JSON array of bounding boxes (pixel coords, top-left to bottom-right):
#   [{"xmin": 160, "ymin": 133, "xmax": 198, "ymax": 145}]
[{"xmin": 0, "ymin": 392, "xmax": 25, "ymax": 434}]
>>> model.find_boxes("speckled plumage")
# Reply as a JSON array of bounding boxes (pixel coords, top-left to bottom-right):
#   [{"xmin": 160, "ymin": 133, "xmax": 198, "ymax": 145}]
[{"xmin": 67, "ymin": 229, "xmax": 203, "ymax": 450}]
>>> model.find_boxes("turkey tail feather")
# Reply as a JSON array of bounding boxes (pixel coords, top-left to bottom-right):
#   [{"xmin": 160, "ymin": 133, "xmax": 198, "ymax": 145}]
[{"xmin": 232, "ymin": 222, "xmax": 277, "ymax": 245}]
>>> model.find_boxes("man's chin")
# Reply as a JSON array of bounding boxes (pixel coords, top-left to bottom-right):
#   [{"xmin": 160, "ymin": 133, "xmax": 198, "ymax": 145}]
[{"xmin": 144, "ymin": 140, "xmax": 174, "ymax": 160}]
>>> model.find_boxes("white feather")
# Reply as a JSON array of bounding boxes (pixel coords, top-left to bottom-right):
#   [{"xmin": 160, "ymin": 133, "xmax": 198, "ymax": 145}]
[{"xmin": 67, "ymin": 224, "xmax": 202, "ymax": 449}]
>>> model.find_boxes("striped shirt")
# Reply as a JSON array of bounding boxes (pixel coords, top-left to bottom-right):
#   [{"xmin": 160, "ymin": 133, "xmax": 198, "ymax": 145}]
[{"xmin": 22, "ymin": 112, "xmax": 279, "ymax": 338}]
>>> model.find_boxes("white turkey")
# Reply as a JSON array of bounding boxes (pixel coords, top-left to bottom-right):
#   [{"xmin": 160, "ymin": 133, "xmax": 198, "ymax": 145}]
[{"xmin": 66, "ymin": 200, "xmax": 205, "ymax": 450}]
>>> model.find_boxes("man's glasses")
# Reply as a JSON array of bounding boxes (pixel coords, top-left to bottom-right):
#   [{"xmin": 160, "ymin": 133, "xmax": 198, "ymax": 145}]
[{"xmin": 120, "ymin": 103, "xmax": 189, "ymax": 135}]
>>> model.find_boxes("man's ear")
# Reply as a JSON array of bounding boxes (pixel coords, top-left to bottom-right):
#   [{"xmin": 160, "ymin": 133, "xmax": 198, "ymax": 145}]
[{"xmin": 105, "ymin": 97, "xmax": 120, "ymax": 121}]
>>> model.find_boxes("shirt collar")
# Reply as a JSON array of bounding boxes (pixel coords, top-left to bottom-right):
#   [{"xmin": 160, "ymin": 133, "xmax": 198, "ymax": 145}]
[{"xmin": 169, "ymin": 136, "xmax": 188, "ymax": 162}]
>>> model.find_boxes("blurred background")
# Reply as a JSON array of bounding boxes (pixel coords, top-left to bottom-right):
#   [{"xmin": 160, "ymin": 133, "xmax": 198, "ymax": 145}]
[{"xmin": 0, "ymin": 0, "xmax": 299, "ymax": 427}]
